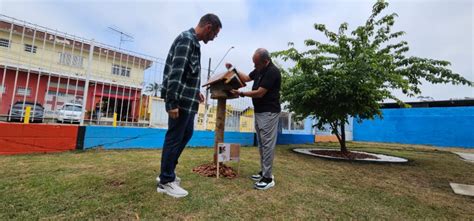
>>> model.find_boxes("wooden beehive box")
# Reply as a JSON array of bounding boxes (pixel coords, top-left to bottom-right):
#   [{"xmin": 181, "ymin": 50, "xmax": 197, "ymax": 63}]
[{"xmin": 203, "ymin": 69, "xmax": 246, "ymax": 99}]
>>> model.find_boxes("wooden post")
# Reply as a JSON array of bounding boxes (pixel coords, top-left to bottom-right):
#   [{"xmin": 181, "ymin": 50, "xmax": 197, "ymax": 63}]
[
  {"xmin": 216, "ymin": 159, "xmax": 220, "ymax": 179},
  {"xmin": 214, "ymin": 98, "xmax": 226, "ymax": 164}
]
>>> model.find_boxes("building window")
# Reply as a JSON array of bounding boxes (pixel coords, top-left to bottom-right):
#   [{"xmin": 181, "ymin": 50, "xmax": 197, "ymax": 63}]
[
  {"xmin": 0, "ymin": 38, "xmax": 10, "ymax": 48},
  {"xmin": 0, "ymin": 84, "xmax": 5, "ymax": 94},
  {"xmin": 24, "ymin": 44, "xmax": 37, "ymax": 53},
  {"xmin": 48, "ymin": 82, "xmax": 84, "ymax": 91},
  {"xmin": 16, "ymin": 87, "xmax": 31, "ymax": 96},
  {"xmin": 59, "ymin": 52, "xmax": 83, "ymax": 68},
  {"xmin": 279, "ymin": 112, "xmax": 289, "ymax": 130},
  {"xmin": 112, "ymin": 64, "xmax": 131, "ymax": 77},
  {"xmin": 47, "ymin": 91, "xmax": 67, "ymax": 97},
  {"xmin": 105, "ymin": 88, "xmax": 131, "ymax": 96},
  {"xmin": 291, "ymin": 119, "xmax": 305, "ymax": 130}
]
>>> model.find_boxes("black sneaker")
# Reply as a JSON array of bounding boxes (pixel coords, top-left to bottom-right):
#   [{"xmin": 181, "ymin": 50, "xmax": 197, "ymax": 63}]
[
  {"xmin": 251, "ymin": 172, "xmax": 275, "ymax": 181},
  {"xmin": 255, "ymin": 177, "xmax": 275, "ymax": 190}
]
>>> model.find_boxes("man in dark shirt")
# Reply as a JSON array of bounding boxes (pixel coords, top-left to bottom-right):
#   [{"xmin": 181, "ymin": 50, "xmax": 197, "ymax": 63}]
[
  {"xmin": 227, "ymin": 48, "xmax": 281, "ymax": 190},
  {"xmin": 157, "ymin": 13, "xmax": 222, "ymax": 198}
]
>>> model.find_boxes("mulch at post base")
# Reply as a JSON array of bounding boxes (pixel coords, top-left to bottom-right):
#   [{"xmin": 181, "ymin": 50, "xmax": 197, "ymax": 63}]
[
  {"xmin": 192, "ymin": 163, "xmax": 237, "ymax": 178},
  {"xmin": 310, "ymin": 149, "xmax": 379, "ymax": 160}
]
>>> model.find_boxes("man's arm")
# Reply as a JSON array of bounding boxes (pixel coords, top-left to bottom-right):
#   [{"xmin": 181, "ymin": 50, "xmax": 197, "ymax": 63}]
[
  {"xmin": 165, "ymin": 37, "xmax": 193, "ymax": 115},
  {"xmin": 239, "ymin": 87, "xmax": 268, "ymax": 98}
]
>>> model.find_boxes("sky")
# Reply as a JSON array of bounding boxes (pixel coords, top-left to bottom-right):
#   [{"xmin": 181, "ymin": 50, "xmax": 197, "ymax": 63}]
[{"xmin": 0, "ymin": 0, "xmax": 472, "ymax": 102}]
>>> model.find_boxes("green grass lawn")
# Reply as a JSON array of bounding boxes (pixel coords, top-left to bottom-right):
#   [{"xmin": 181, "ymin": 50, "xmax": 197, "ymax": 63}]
[{"xmin": 1, "ymin": 142, "xmax": 473, "ymax": 219}]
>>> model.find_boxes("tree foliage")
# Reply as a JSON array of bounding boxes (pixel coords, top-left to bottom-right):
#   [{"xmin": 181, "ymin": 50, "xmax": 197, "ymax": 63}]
[{"xmin": 272, "ymin": 0, "xmax": 472, "ymax": 152}]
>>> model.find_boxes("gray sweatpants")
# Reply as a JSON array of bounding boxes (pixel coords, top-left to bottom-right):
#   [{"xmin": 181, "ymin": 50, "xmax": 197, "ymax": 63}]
[{"xmin": 254, "ymin": 112, "xmax": 280, "ymax": 179}]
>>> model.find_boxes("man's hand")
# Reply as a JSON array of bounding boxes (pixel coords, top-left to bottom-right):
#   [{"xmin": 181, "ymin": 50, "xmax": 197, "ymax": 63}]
[
  {"xmin": 198, "ymin": 93, "xmax": 205, "ymax": 103},
  {"xmin": 225, "ymin": 62, "xmax": 233, "ymax": 70},
  {"xmin": 168, "ymin": 108, "xmax": 179, "ymax": 119},
  {"xmin": 230, "ymin": 89, "xmax": 240, "ymax": 97}
]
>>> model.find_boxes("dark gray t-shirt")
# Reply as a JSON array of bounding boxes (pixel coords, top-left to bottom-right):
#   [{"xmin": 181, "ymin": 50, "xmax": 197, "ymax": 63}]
[{"xmin": 249, "ymin": 62, "xmax": 281, "ymax": 113}]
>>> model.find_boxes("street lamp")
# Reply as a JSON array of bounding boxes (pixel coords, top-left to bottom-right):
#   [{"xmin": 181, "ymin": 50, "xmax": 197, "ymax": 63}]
[
  {"xmin": 203, "ymin": 46, "xmax": 234, "ymax": 130},
  {"xmin": 212, "ymin": 46, "xmax": 234, "ymax": 75}
]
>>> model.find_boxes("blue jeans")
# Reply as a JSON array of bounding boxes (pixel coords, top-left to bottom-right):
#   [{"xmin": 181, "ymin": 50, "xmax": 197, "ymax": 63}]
[{"xmin": 159, "ymin": 109, "xmax": 195, "ymax": 184}]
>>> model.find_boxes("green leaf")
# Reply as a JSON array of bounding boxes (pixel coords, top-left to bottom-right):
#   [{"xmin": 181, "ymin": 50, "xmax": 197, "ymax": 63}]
[{"xmin": 272, "ymin": 0, "xmax": 472, "ymax": 151}]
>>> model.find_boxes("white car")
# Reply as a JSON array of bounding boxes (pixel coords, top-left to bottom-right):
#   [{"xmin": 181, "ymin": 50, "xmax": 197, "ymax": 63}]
[{"xmin": 57, "ymin": 103, "xmax": 82, "ymax": 123}]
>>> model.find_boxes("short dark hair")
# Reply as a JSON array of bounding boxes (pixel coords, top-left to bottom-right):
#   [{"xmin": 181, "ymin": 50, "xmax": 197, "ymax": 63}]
[{"xmin": 198, "ymin": 13, "xmax": 222, "ymax": 30}]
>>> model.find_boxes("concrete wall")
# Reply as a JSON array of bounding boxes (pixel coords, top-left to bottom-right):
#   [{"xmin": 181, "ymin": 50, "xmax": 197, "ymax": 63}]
[
  {"xmin": 277, "ymin": 133, "xmax": 315, "ymax": 145},
  {"xmin": 282, "ymin": 117, "xmax": 315, "ymax": 135},
  {"xmin": 83, "ymin": 126, "xmax": 314, "ymax": 149},
  {"xmin": 354, "ymin": 107, "xmax": 474, "ymax": 148},
  {"xmin": 83, "ymin": 126, "xmax": 255, "ymax": 149},
  {"xmin": 0, "ymin": 122, "xmax": 79, "ymax": 155},
  {"xmin": 0, "ymin": 123, "xmax": 316, "ymax": 155},
  {"xmin": 2, "ymin": 106, "xmax": 472, "ymax": 155}
]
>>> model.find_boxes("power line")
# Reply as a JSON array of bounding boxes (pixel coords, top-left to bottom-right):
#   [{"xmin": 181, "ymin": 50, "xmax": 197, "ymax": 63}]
[{"xmin": 108, "ymin": 26, "xmax": 134, "ymax": 50}]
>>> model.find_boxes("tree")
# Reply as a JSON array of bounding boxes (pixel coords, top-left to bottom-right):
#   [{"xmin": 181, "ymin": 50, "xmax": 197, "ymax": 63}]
[
  {"xmin": 273, "ymin": 0, "xmax": 472, "ymax": 153},
  {"xmin": 145, "ymin": 82, "xmax": 162, "ymax": 97}
]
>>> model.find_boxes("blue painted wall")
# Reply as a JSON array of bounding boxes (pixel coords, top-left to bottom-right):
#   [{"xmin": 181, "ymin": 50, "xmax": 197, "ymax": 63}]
[
  {"xmin": 83, "ymin": 126, "xmax": 315, "ymax": 149},
  {"xmin": 84, "ymin": 126, "xmax": 254, "ymax": 149},
  {"xmin": 354, "ymin": 107, "xmax": 474, "ymax": 148},
  {"xmin": 277, "ymin": 133, "xmax": 314, "ymax": 145}
]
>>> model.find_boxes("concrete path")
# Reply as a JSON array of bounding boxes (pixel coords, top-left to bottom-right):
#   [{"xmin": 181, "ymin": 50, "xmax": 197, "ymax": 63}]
[
  {"xmin": 292, "ymin": 148, "xmax": 408, "ymax": 163},
  {"xmin": 453, "ymin": 152, "xmax": 474, "ymax": 163},
  {"xmin": 450, "ymin": 183, "xmax": 474, "ymax": 197}
]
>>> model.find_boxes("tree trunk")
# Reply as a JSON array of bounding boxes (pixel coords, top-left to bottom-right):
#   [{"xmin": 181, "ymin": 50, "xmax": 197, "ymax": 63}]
[
  {"xmin": 340, "ymin": 122, "xmax": 347, "ymax": 153},
  {"xmin": 331, "ymin": 120, "xmax": 347, "ymax": 153}
]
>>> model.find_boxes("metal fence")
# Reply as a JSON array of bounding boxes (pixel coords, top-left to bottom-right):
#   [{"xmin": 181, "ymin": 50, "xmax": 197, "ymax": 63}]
[{"xmin": 0, "ymin": 14, "xmax": 313, "ymax": 134}]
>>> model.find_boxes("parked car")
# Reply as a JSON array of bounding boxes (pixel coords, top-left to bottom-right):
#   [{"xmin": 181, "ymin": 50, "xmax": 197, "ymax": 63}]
[
  {"xmin": 7, "ymin": 101, "xmax": 44, "ymax": 123},
  {"xmin": 57, "ymin": 103, "xmax": 83, "ymax": 123}
]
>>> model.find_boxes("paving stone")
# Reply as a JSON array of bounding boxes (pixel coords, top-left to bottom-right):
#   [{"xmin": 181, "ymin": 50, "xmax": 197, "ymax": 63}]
[
  {"xmin": 450, "ymin": 183, "xmax": 474, "ymax": 197},
  {"xmin": 453, "ymin": 152, "xmax": 474, "ymax": 163}
]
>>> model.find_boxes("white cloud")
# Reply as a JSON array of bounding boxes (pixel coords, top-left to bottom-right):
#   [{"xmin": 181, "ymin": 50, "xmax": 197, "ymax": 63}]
[{"xmin": 1, "ymin": 0, "xmax": 472, "ymax": 102}]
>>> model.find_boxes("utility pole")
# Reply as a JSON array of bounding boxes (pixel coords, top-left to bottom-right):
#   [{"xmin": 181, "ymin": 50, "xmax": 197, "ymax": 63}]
[{"xmin": 203, "ymin": 58, "xmax": 211, "ymax": 130}]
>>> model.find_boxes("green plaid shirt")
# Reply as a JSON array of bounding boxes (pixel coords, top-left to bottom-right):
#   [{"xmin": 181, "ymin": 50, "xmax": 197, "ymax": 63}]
[{"xmin": 161, "ymin": 28, "xmax": 201, "ymax": 114}]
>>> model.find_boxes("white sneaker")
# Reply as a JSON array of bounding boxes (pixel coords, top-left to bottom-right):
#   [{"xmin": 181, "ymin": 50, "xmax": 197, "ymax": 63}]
[
  {"xmin": 255, "ymin": 179, "xmax": 275, "ymax": 190},
  {"xmin": 157, "ymin": 181, "xmax": 188, "ymax": 198},
  {"xmin": 156, "ymin": 175, "xmax": 181, "ymax": 185}
]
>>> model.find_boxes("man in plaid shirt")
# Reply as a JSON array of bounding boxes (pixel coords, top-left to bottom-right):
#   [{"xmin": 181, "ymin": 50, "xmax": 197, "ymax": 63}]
[{"xmin": 157, "ymin": 13, "xmax": 222, "ymax": 198}]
